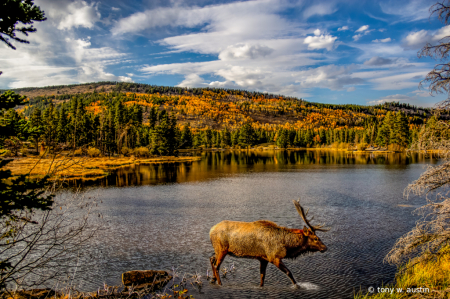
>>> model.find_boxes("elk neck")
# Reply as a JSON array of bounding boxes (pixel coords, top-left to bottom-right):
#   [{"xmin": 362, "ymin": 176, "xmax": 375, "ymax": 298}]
[{"xmin": 284, "ymin": 228, "xmax": 310, "ymax": 258}]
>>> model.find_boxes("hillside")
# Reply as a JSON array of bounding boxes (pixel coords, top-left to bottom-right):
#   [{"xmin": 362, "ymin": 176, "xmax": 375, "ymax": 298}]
[
  {"xmin": 2, "ymin": 81, "xmax": 439, "ymax": 132},
  {"xmin": 1, "ymin": 81, "xmax": 445, "ymax": 156}
]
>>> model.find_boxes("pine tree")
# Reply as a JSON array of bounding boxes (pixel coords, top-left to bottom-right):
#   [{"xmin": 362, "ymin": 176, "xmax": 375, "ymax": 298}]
[
  {"xmin": 180, "ymin": 123, "xmax": 193, "ymax": 148},
  {"xmin": 391, "ymin": 111, "xmax": 410, "ymax": 148},
  {"xmin": 151, "ymin": 112, "xmax": 178, "ymax": 155},
  {"xmin": 231, "ymin": 130, "xmax": 240, "ymax": 146},
  {"xmin": 1, "ymin": 90, "xmax": 53, "ymax": 290},
  {"xmin": 222, "ymin": 127, "xmax": 231, "ymax": 147},
  {"xmin": 204, "ymin": 128, "xmax": 212, "ymax": 148},
  {"xmin": 375, "ymin": 112, "xmax": 394, "ymax": 147},
  {"xmin": 56, "ymin": 106, "xmax": 68, "ymax": 143},
  {"xmin": 239, "ymin": 123, "xmax": 255, "ymax": 148},
  {"xmin": 276, "ymin": 128, "xmax": 289, "ymax": 149},
  {"xmin": 29, "ymin": 107, "xmax": 43, "ymax": 153}
]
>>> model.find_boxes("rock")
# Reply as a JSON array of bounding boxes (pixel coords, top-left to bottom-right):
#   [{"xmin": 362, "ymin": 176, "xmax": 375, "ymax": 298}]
[{"xmin": 122, "ymin": 270, "xmax": 172, "ymax": 291}]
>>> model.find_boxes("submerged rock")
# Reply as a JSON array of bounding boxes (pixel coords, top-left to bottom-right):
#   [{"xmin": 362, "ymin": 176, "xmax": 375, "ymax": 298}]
[{"xmin": 122, "ymin": 270, "xmax": 172, "ymax": 291}]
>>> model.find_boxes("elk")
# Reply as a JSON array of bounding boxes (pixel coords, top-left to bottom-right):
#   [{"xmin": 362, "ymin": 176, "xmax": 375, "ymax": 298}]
[{"xmin": 209, "ymin": 200, "xmax": 328, "ymax": 286}]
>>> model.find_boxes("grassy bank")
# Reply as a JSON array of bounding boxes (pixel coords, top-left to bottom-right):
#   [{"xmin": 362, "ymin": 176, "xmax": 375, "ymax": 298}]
[
  {"xmin": 355, "ymin": 247, "xmax": 450, "ymax": 298},
  {"xmin": 5, "ymin": 155, "xmax": 201, "ymax": 180}
]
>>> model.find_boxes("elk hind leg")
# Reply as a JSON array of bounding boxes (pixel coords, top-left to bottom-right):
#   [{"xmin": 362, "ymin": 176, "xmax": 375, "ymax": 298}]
[
  {"xmin": 272, "ymin": 259, "xmax": 297, "ymax": 285},
  {"xmin": 210, "ymin": 251, "xmax": 227, "ymax": 285},
  {"xmin": 259, "ymin": 259, "xmax": 268, "ymax": 287},
  {"xmin": 209, "ymin": 254, "xmax": 217, "ymax": 283}
]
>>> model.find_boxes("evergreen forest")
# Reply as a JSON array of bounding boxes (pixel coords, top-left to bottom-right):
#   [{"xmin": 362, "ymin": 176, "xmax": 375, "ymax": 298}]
[{"xmin": 0, "ymin": 81, "xmax": 446, "ymax": 156}]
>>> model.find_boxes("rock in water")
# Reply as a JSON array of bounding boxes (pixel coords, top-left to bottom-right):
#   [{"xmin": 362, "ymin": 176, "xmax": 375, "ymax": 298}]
[{"xmin": 122, "ymin": 270, "xmax": 172, "ymax": 291}]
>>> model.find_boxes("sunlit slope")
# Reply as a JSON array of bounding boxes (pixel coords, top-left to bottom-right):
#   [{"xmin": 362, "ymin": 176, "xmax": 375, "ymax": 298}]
[{"xmin": 7, "ymin": 81, "xmax": 435, "ymax": 131}]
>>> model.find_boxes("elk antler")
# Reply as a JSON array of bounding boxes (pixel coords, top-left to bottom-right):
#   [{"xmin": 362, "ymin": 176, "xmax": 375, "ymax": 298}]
[{"xmin": 292, "ymin": 199, "xmax": 329, "ymax": 232}]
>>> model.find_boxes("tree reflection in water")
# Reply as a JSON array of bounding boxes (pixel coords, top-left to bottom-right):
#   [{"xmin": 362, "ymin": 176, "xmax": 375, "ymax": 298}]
[{"xmin": 68, "ymin": 150, "xmax": 437, "ymax": 189}]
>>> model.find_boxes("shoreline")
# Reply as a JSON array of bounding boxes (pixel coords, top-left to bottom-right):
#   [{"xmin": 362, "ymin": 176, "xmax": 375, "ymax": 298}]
[
  {"xmin": 5, "ymin": 147, "xmax": 436, "ymax": 181},
  {"xmin": 5, "ymin": 155, "xmax": 202, "ymax": 181}
]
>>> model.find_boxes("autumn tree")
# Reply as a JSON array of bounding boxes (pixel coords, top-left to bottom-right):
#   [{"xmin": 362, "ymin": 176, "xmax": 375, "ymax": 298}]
[{"xmin": 385, "ymin": 3, "xmax": 450, "ymax": 292}]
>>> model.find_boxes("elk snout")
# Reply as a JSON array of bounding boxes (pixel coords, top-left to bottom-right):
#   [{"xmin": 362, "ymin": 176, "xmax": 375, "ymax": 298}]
[{"xmin": 320, "ymin": 245, "xmax": 327, "ymax": 253}]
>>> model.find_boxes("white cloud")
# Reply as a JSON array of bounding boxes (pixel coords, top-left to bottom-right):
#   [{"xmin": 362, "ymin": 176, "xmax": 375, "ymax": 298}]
[
  {"xmin": 218, "ymin": 44, "xmax": 274, "ymax": 60},
  {"xmin": 304, "ymin": 34, "xmax": 337, "ymax": 51},
  {"xmin": 0, "ymin": 20, "xmax": 131, "ymax": 88},
  {"xmin": 367, "ymin": 94, "xmax": 415, "ymax": 105},
  {"xmin": 369, "ymin": 71, "xmax": 428, "ymax": 90},
  {"xmin": 37, "ymin": 0, "xmax": 101, "ymax": 30},
  {"xmin": 353, "ymin": 25, "xmax": 372, "ymax": 40},
  {"xmin": 403, "ymin": 30, "xmax": 430, "ymax": 49},
  {"xmin": 365, "ymin": 93, "xmax": 439, "ymax": 107},
  {"xmin": 295, "ymin": 65, "xmax": 364, "ymax": 90},
  {"xmin": 121, "ymin": 0, "xmax": 340, "ymax": 97},
  {"xmin": 412, "ymin": 89, "xmax": 430, "ymax": 97},
  {"xmin": 356, "ymin": 25, "xmax": 369, "ymax": 33},
  {"xmin": 338, "ymin": 26, "xmax": 349, "ymax": 31},
  {"xmin": 353, "ymin": 34, "xmax": 362, "ymax": 41},
  {"xmin": 178, "ymin": 74, "xmax": 206, "ymax": 87},
  {"xmin": 112, "ymin": 0, "xmax": 290, "ymax": 36},
  {"xmin": 347, "ymin": 86, "xmax": 356, "ymax": 92},
  {"xmin": 364, "ymin": 56, "xmax": 394, "ymax": 66},
  {"xmin": 403, "ymin": 26, "xmax": 450, "ymax": 49},
  {"xmin": 380, "ymin": 0, "xmax": 430, "ymax": 22},
  {"xmin": 112, "ymin": 7, "xmax": 120, "ymax": 11},
  {"xmin": 372, "ymin": 38, "xmax": 391, "ymax": 43},
  {"xmin": 303, "ymin": 4, "xmax": 337, "ymax": 19}
]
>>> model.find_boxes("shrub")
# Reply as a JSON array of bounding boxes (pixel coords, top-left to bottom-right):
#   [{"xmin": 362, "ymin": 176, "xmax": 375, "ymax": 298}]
[
  {"xmin": 0, "ymin": 149, "xmax": 12, "ymax": 157},
  {"xmin": 87, "ymin": 147, "xmax": 101, "ymax": 157},
  {"xmin": 134, "ymin": 147, "xmax": 150, "ymax": 158},
  {"xmin": 357, "ymin": 143, "xmax": 368, "ymax": 151},
  {"xmin": 121, "ymin": 147, "xmax": 130, "ymax": 156},
  {"xmin": 73, "ymin": 149, "xmax": 83, "ymax": 156},
  {"xmin": 19, "ymin": 148, "xmax": 27, "ymax": 157},
  {"xmin": 339, "ymin": 142, "xmax": 349, "ymax": 150}
]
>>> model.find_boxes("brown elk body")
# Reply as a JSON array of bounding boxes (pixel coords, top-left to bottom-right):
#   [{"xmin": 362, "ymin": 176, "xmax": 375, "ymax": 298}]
[{"xmin": 209, "ymin": 200, "xmax": 328, "ymax": 286}]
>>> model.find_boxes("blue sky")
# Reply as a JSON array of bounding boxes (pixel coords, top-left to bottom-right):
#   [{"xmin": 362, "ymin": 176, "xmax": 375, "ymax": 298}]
[{"xmin": 0, "ymin": 0, "xmax": 448, "ymax": 107}]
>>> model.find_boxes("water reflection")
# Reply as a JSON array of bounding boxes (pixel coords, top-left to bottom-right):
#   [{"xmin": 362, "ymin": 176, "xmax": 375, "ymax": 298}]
[
  {"xmin": 70, "ymin": 150, "xmax": 437, "ymax": 188},
  {"xmin": 64, "ymin": 150, "xmax": 438, "ymax": 298}
]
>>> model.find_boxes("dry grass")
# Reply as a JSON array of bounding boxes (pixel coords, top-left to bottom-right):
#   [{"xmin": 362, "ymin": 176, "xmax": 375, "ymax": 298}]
[
  {"xmin": 355, "ymin": 247, "xmax": 450, "ymax": 298},
  {"xmin": 5, "ymin": 155, "xmax": 201, "ymax": 180}
]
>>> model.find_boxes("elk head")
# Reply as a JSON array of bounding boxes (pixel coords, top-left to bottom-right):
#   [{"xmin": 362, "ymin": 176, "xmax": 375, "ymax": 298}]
[{"xmin": 293, "ymin": 199, "xmax": 328, "ymax": 253}]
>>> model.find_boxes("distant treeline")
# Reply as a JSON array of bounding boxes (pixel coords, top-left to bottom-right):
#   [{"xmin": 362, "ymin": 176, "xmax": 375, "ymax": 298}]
[
  {"xmin": 1, "ymin": 86, "xmax": 435, "ymax": 155},
  {"xmin": 4, "ymin": 81, "xmax": 438, "ymax": 115},
  {"xmin": 0, "ymin": 83, "xmax": 444, "ymax": 156}
]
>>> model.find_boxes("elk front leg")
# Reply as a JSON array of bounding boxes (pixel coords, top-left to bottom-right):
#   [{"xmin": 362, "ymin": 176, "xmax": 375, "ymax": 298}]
[
  {"xmin": 259, "ymin": 259, "xmax": 268, "ymax": 287},
  {"xmin": 210, "ymin": 251, "xmax": 227, "ymax": 285},
  {"xmin": 272, "ymin": 259, "xmax": 297, "ymax": 285}
]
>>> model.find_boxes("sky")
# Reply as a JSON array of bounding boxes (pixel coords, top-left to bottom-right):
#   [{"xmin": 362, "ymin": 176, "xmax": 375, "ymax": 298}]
[{"xmin": 0, "ymin": 0, "xmax": 448, "ymax": 107}]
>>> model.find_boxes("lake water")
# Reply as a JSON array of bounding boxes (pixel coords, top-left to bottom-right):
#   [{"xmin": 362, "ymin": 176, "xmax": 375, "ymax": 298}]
[{"xmin": 65, "ymin": 150, "xmax": 437, "ymax": 298}]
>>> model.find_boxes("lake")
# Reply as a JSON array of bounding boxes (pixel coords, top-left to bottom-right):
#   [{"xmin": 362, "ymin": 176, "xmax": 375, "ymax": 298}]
[{"xmin": 65, "ymin": 150, "xmax": 437, "ymax": 298}]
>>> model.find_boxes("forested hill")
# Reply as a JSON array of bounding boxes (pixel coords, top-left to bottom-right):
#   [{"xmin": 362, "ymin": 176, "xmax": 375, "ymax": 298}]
[
  {"xmin": 3, "ymin": 81, "xmax": 440, "ymax": 130},
  {"xmin": 0, "ymin": 81, "xmax": 446, "ymax": 155}
]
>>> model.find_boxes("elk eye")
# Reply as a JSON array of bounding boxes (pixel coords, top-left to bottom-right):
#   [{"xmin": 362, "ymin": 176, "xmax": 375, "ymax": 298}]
[{"xmin": 314, "ymin": 238, "xmax": 318, "ymax": 241}]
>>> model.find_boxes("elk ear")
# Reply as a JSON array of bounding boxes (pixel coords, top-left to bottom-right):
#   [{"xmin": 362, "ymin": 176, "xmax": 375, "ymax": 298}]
[{"xmin": 303, "ymin": 226, "xmax": 309, "ymax": 234}]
